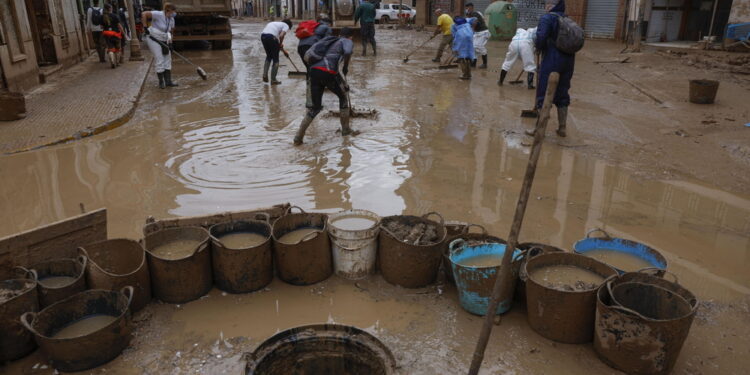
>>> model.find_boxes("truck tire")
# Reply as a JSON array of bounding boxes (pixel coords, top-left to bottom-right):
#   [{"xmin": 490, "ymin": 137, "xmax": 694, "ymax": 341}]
[
  {"xmin": 212, "ymin": 40, "xmax": 232, "ymax": 50},
  {"xmin": 380, "ymin": 15, "xmax": 390, "ymax": 24}
]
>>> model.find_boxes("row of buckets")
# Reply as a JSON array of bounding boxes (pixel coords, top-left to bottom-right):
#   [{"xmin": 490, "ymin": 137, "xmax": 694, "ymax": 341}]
[{"xmin": 0, "ymin": 205, "xmax": 698, "ymax": 374}]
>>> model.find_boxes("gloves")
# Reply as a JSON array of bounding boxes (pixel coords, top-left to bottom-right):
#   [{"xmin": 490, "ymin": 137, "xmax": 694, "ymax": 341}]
[{"xmin": 167, "ymin": 32, "xmax": 173, "ymax": 44}]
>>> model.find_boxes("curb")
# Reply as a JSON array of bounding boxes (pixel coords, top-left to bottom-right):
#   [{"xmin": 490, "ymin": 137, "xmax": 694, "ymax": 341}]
[{"xmin": 4, "ymin": 57, "xmax": 154, "ymax": 155}]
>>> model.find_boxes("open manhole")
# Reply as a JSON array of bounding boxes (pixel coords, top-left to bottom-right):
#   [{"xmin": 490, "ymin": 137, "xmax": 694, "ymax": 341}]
[{"xmin": 245, "ymin": 324, "xmax": 397, "ymax": 374}]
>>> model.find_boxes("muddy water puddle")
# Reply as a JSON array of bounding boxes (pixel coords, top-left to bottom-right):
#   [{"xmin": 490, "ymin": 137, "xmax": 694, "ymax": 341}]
[
  {"xmin": 38, "ymin": 276, "xmax": 76, "ymax": 288},
  {"xmin": 218, "ymin": 232, "xmax": 267, "ymax": 248},
  {"xmin": 583, "ymin": 249, "xmax": 653, "ymax": 272},
  {"xmin": 52, "ymin": 314, "xmax": 117, "ymax": 339},
  {"xmin": 0, "ymin": 21, "xmax": 748, "ymax": 374}
]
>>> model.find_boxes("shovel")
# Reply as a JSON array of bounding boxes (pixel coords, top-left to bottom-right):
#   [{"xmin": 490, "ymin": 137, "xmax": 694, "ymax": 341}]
[
  {"xmin": 283, "ymin": 49, "xmax": 307, "ymax": 77},
  {"xmin": 438, "ymin": 56, "xmax": 458, "ymax": 69},
  {"xmin": 403, "ymin": 34, "xmax": 437, "ymax": 63}
]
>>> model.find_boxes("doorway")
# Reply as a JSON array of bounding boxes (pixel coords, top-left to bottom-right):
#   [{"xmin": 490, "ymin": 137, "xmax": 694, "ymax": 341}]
[{"xmin": 25, "ymin": 0, "xmax": 58, "ymax": 66}]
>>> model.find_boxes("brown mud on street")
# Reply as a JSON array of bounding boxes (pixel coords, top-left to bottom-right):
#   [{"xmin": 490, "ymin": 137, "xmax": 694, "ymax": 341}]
[{"xmin": 1, "ymin": 20, "xmax": 749, "ymax": 374}]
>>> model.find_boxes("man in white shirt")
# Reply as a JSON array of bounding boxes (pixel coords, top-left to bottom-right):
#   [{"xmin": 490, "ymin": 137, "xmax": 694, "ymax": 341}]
[
  {"xmin": 86, "ymin": 1, "xmax": 106, "ymax": 63},
  {"xmin": 260, "ymin": 19, "xmax": 293, "ymax": 84}
]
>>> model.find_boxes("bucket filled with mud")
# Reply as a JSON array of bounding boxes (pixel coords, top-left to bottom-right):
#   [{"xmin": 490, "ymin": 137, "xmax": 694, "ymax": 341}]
[
  {"xmin": 442, "ymin": 225, "xmax": 504, "ymax": 284},
  {"xmin": 378, "ymin": 212, "xmax": 447, "ymax": 288},
  {"xmin": 144, "ymin": 226, "xmax": 212, "ymax": 303},
  {"xmin": 524, "ymin": 252, "xmax": 618, "ymax": 343},
  {"xmin": 449, "ymin": 239, "xmax": 521, "ymax": 315},
  {"xmin": 27, "ymin": 256, "xmax": 88, "ymax": 308},
  {"xmin": 0, "ymin": 271, "xmax": 39, "ymax": 362},
  {"xmin": 574, "ymin": 229, "xmax": 667, "ymax": 274},
  {"xmin": 594, "ymin": 271, "xmax": 698, "ymax": 375},
  {"xmin": 327, "ymin": 209, "xmax": 381, "ymax": 280},
  {"xmin": 514, "ymin": 243, "xmax": 566, "ymax": 303},
  {"xmin": 245, "ymin": 324, "xmax": 397, "ymax": 375},
  {"xmin": 689, "ymin": 79, "xmax": 719, "ymax": 104},
  {"xmin": 209, "ymin": 214, "xmax": 273, "ymax": 293},
  {"xmin": 272, "ymin": 206, "xmax": 332, "ymax": 285},
  {"xmin": 20, "ymin": 286, "xmax": 134, "ymax": 372},
  {"xmin": 79, "ymin": 238, "xmax": 152, "ymax": 312}
]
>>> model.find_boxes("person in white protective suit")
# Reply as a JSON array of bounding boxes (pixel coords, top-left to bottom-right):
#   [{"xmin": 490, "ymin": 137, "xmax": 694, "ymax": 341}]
[
  {"xmin": 143, "ymin": 2, "xmax": 178, "ymax": 89},
  {"xmin": 498, "ymin": 27, "xmax": 537, "ymax": 89}
]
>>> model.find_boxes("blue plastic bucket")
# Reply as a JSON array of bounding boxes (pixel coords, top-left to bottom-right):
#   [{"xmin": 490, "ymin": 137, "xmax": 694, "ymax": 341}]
[
  {"xmin": 449, "ymin": 239, "xmax": 522, "ymax": 316},
  {"xmin": 573, "ymin": 229, "xmax": 667, "ymax": 274}
]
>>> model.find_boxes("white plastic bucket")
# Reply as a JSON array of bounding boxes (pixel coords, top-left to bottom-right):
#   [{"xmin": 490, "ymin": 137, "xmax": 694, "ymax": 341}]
[{"xmin": 327, "ymin": 210, "xmax": 380, "ymax": 280}]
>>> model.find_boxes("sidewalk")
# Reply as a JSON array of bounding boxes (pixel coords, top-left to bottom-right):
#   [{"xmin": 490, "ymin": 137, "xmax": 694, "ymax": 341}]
[{"xmin": 0, "ymin": 53, "xmax": 153, "ymax": 154}]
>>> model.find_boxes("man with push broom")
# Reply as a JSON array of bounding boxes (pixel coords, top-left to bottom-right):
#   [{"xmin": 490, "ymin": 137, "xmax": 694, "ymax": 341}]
[
  {"xmin": 431, "ymin": 9, "xmax": 454, "ymax": 63},
  {"xmin": 294, "ymin": 28, "xmax": 357, "ymax": 145}
]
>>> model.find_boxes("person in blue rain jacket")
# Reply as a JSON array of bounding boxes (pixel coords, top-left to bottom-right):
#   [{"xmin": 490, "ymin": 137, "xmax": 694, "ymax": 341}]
[
  {"xmin": 451, "ymin": 17, "xmax": 476, "ymax": 80},
  {"xmin": 533, "ymin": 0, "xmax": 574, "ymax": 137}
]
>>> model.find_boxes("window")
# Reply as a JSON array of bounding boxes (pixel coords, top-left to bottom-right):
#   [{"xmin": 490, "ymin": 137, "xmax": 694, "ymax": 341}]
[{"xmin": 0, "ymin": 0, "xmax": 27, "ymax": 61}]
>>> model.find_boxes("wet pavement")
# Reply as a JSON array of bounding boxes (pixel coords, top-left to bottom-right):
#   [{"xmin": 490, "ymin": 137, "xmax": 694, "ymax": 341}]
[{"xmin": 1, "ymin": 20, "xmax": 749, "ymax": 374}]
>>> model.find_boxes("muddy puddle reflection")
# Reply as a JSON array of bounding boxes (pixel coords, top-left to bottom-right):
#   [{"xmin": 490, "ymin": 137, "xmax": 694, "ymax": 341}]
[{"xmin": 0, "ymin": 21, "xmax": 748, "ymax": 374}]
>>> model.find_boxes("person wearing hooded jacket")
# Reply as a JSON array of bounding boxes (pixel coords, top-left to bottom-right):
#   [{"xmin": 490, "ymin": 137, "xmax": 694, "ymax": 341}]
[
  {"xmin": 532, "ymin": 0, "xmax": 575, "ymax": 137},
  {"xmin": 297, "ymin": 16, "xmax": 333, "ymax": 108},
  {"xmin": 451, "ymin": 17, "xmax": 476, "ymax": 80}
]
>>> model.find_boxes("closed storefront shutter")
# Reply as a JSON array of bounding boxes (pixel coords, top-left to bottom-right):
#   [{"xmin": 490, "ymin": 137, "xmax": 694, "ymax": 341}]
[
  {"xmin": 585, "ymin": 0, "xmax": 619, "ymax": 38},
  {"xmin": 515, "ymin": 0, "xmax": 546, "ymax": 29}
]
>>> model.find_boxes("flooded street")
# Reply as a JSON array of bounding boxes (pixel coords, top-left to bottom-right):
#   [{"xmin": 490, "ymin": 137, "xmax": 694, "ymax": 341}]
[{"xmin": 2, "ymin": 20, "xmax": 749, "ymax": 374}]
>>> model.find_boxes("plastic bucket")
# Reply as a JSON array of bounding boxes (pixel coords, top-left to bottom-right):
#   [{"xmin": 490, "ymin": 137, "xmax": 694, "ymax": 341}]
[
  {"xmin": 449, "ymin": 239, "xmax": 521, "ymax": 315},
  {"xmin": 21, "ymin": 287, "xmax": 134, "ymax": 372},
  {"xmin": 524, "ymin": 252, "xmax": 618, "ymax": 343},
  {"xmin": 327, "ymin": 209, "xmax": 380, "ymax": 280},
  {"xmin": 378, "ymin": 212, "xmax": 447, "ymax": 288},
  {"xmin": 79, "ymin": 239, "xmax": 152, "ymax": 312},
  {"xmin": 245, "ymin": 324, "xmax": 397, "ymax": 375},
  {"xmin": 689, "ymin": 79, "xmax": 719, "ymax": 104},
  {"xmin": 27, "ymin": 256, "xmax": 88, "ymax": 308},
  {"xmin": 442, "ymin": 225, "xmax": 505, "ymax": 284},
  {"xmin": 209, "ymin": 214, "xmax": 274, "ymax": 293},
  {"xmin": 144, "ymin": 226, "xmax": 212, "ymax": 303},
  {"xmin": 514, "ymin": 243, "xmax": 566, "ymax": 303},
  {"xmin": 0, "ymin": 270, "xmax": 39, "ymax": 362},
  {"xmin": 272, "ymin": 206, "xmax": 332, "ymax": 285},
  {"xmin": 594, "ymin": 271, "xmax": 698, "ymax": 375},
  {"xmin": 574, "ymin": 228, "xmax": 667, "ymax": 274}
]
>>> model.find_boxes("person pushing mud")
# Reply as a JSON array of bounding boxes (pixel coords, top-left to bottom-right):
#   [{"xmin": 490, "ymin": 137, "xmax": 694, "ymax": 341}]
[{"xmin": 294, "ymin": 27, "xmax": 357, "ymax": 145}]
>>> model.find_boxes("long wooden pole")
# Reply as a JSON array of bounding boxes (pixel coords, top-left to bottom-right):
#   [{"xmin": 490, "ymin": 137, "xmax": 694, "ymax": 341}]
[{"xmin": 467, "ymin": 72, "xmax": 560, "ymax": 375}]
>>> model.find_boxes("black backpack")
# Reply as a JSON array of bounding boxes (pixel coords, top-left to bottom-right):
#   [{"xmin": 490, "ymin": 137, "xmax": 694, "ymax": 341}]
[
  {"xmin": 91, "ymin": 8, "xmax": 103, "ymax": 26},
  {"xmin": 304, "ymin": 36, "xmax": 339, "ymax": 64},
  {"xmin": 554, "ymin": 14, "xmax": 585, "ymax": 54}
]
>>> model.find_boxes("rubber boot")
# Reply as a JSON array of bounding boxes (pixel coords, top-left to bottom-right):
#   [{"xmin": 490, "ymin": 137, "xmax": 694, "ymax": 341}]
[
  {"xmin": 157, "ymin": 72, "xmax": 166, "ymax": 89},
  {"xmin": 471, "ymin": 59, "xmax": 477, "ymax": 68},
  {"xmin": 480, "ymin": 55, "xmax": 487, "ymax": 69},
  {"xmin": 372, "ymin": 41, "xmax": 377, "ymax": 56},
  {"xmin": 262, "ymin": 61, "xmax": 270, "ymax": 83},
  {"xmin": 164, "ymin": 70, "xmax": 178, "ymax": 87},
  {"xmin": 109, "ymin": 51, "xmax": 116, "ymax": 69},
  {"xmin": 362, "ymin": 43, "xmax": 367, "ymax": 56},
  {"xmin": 460, "ymin": 60, "xmax": 471, "ymax": 80},
  {"xmin": 305, "ymin": 77, "xmax": 313, "ymax": 108},
  {"xmin": 556, "ymin": 106, "xmax": 568, "ymax": 137},
  {"xmin": 270, "ymin": 63, "xmax": 281, "ymax": 85},
  {"xmin": 339, "ymin": 108, "xmax": 355, "ymax": 136},
  {"xmin": 498, "ymin": 69, "xmax": 508, "ymax": 86},
  {"xmin": 118, "ymin": 51, "xmax": 124, "ymax": 64},
  {"xmin": 293, "ymin": 115, "xmax": 314, "ymax": 145},
  {"xmin": 527, "ymin": 72, "xmax": 535, "ymax": 89}
]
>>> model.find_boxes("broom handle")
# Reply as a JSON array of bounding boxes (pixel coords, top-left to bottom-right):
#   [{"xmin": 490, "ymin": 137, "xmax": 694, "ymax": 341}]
[
  {"xmin": 467, "ymin": 72, "xmax": 560, "ymax": 375},
  {"xmin": 150, "ymin": 37, "xmax": 199, "ymax": 68},
  {"xmin": 283, "ymin": 50, "xmax": 302, "ymax": 72},
  {"xmin": 405, "ymin": 34, "xmax": 437, "ymax": 59}
]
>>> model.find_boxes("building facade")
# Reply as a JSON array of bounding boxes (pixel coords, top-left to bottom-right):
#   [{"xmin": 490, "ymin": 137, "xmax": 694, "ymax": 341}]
[{"xmin": 1, "ymin": 0, "xmax": 90, "ymax": 93}]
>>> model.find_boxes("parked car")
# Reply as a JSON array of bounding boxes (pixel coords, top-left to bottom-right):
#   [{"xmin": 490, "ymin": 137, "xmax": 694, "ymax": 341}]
[{"xmin": 375, "ymin": 3, "xmax": 416, "ymax": 24}]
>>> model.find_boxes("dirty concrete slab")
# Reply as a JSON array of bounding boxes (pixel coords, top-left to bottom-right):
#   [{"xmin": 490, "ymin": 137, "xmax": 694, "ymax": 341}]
[{"xmin": 1, "ymin": 19, "xmax": 749, "ymax": 374}]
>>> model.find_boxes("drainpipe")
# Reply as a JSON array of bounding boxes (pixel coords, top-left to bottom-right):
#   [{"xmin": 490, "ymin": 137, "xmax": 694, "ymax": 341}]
[{"xmin": 707, "ymin": 0, "xmax": 718, "ymax": 38}]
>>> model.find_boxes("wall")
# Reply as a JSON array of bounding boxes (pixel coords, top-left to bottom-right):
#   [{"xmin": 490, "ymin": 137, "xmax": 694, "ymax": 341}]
[
  {"xmin": 728, "ymin": 0, "xmax": 749, "ymax": 23},
  {"xmin": 0, "ymin": 0, "xmax": 40, "ymax": 92},
  {"xmin": 51, "ymin": 0, "xmax": 87, "ymax": 67}
]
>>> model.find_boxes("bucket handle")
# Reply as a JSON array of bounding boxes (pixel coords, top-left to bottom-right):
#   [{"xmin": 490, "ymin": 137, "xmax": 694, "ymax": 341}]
[
  {"xmin": 76, "ymin": 254, "xmax": 88, "ymax": 271},
  {"xmin": 121, "ymin": 285, "xmax": 135, "ymax": 310},
  {"xmin": 586, "ymin": 228, "xmax": 612, "ymax": 239},
  {"xmin": 14, "ymin": 266, "xmax": 38, "ymax": 281},
  {"xmin": 462, "ymin": 224, "xmax": 487, "ymax": 235},
  {"xmin": 286, "ymin": 205, "xmax": 306, "ymax": 215},
  {"xmin": 422, "ymin": 212, "xmax": 445, "ymax": 226},
  {"xmin": 254, "ymin": 212, "xmax": 271, "ymax": 224},
  {"xmin": 20, "ymin": 312, "xmax": 41, "ymax": 336},
  {"xmin": 449, "ymin": 238, "xmax": 466, "ymax": 256}
]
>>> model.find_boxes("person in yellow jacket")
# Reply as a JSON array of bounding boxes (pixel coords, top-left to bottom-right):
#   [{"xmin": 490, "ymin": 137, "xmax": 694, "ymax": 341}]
[{"xmin": 431, "ymin": 9, "xmax": 454, "ymax": 63}]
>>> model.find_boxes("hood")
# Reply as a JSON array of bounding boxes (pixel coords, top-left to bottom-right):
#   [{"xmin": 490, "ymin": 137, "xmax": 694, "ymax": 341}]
[{"xmin": 551, "ymin": 0, "xmax": 565, "ymax": 13}]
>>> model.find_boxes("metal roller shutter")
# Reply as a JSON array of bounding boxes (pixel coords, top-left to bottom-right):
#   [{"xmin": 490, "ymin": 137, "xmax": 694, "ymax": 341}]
[
  {"xmin": 585, "ymin": 0, "xmax": 619, "ymax": 38},
  {"xmin": 515, "ymin": 0, "xmax": 547, "ymax": 29},
  {"xmin": 473, "ymin": 0, "xmax": 492, "ymax": 14}
]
